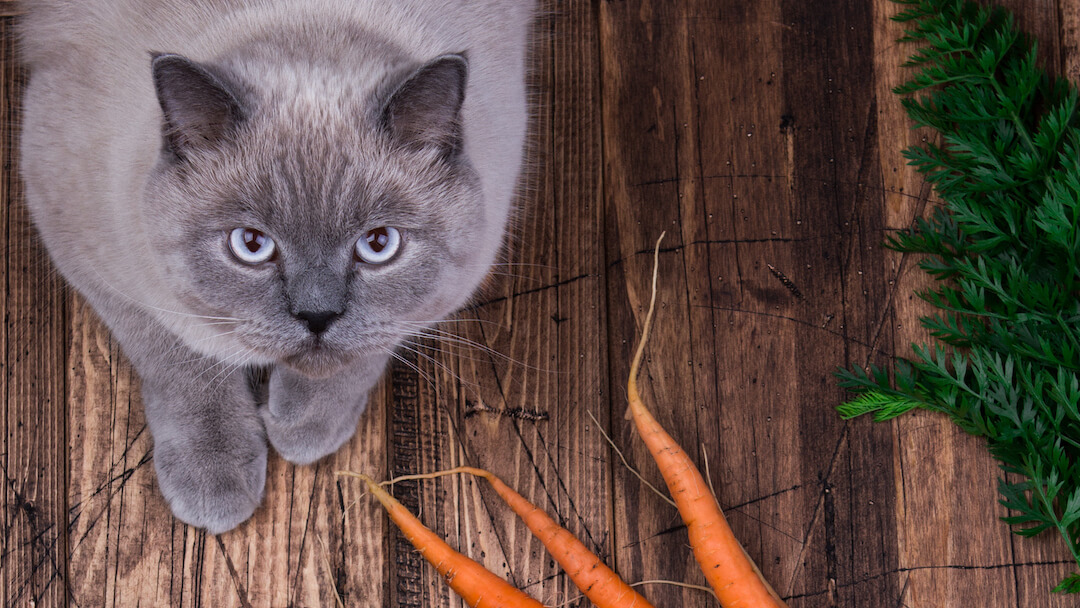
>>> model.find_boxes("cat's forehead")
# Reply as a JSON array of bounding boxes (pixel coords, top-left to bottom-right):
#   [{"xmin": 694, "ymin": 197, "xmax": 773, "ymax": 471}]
[
  {"xmin": 222, "ymin": 25, "xmax": 409, "ymax": 119},
  {"xmin": 176, "ymin": 43, "xmax": 465, "ymax": 233},
  {"xmin": 248, "ymin": 64, "xmax": 382, "ymax": 116},
  {"xmin": 212, "ymin": 116, "xmax": 445, "ymax": 232}
]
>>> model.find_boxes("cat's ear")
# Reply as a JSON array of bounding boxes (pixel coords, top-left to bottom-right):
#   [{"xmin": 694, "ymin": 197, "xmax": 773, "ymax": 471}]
[
  {"xmin": 381, "ymin": 54, "xmax": 468, "ymax": 154},
  {"xmin": 151, "ymin": 53, "xmax": 246, "ymax": 157}
]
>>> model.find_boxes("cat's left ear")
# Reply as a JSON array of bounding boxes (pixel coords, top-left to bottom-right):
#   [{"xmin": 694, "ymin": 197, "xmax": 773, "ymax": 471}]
[
  {"xmin": 151, "ymin": 53, "xmax": 247, "ymax": 158},
  {"xmin": 381, "ymin": 53, "xmax": 468, "ymax": 155}
]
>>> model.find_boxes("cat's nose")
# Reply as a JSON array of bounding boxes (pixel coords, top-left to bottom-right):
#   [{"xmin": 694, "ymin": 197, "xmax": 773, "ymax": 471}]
[{"xmin": 294, "ymin": 310, "xmax": 341, "ymax": 335}]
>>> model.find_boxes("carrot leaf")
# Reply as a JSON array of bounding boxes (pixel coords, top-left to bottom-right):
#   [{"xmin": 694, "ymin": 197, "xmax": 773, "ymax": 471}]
[{"xmin": 836, "ymin": 0, "xmax": 1080, "ymax": 593}]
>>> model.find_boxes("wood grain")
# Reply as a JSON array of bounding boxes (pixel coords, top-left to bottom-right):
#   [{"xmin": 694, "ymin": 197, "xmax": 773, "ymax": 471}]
[
  {"xmin": 5, "ymin": 1, "xmax": 1080, "ymax": 607},
  {"xmin": 1, "ymin": 17, "xmax": 70, "ymax": 608}
]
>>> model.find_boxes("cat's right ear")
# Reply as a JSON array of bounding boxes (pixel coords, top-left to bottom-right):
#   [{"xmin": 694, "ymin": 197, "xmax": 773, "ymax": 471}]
[
  {"xmin": 380, "ymin": 54, "xmax": 468, "ymax": 155},
  {"xmin": 151, "ymin": 53, "xmax": 246, "ymax": 158}
]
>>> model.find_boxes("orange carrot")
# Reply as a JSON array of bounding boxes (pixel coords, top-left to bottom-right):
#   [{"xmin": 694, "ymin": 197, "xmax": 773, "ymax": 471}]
[
  {"xmin": 627, "ymin": 234, "xmax": 787, "ymax": 608},
  {"xmin": 344, "ymin": 472, "xmax": 546, "ymax": 608},
  {"xmin": 393, "ymin": 466, "xmax": 656, "ymax": 608}
]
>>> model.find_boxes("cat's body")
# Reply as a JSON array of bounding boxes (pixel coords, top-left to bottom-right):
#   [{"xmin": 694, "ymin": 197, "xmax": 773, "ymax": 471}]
[{"xmin": 20, "ymin": 0, "xmax": 532, "ymax": 532}]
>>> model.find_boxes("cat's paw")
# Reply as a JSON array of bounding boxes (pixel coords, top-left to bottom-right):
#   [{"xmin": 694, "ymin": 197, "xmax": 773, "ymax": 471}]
[
  {"xmin": 262, "ymin": 365, "xmax": 371, "ymax": 465},
  {"xmin": 262, "ymin": 392, "xmax": 367, "ymax": 465},
  {"xmin": 153, "ymin": 433, "xmax": 268, "ymax": 534}
]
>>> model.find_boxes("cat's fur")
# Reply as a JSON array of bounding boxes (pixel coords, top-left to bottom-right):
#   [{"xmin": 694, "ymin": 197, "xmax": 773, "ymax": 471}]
[{"xmin": 20, "ymin": 0, "xmax": 532, "ymax": 533}]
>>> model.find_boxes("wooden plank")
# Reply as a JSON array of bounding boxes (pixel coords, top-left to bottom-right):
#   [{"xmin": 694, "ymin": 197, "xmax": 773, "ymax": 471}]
[
  {"xmin": 775, "ymin": 0, "xmax": 903, "ymax": 603},
  {"xmin": 871, "ymin": 0, "xmax": 987, "ymax": 602},
  {"xmin": 0, "ymin": 16, "xmax": 71, "ymax": 608},
  {"xmin": 0, "ymin": 2, "xmax": 19, "ymax": 18},
  {"xmin": 598, "ymin": 0, "xmax": 902, "ymax": 605},
  {"xmin": 598, "ymin": 2, "xmax": 713, "ymax": 602}
]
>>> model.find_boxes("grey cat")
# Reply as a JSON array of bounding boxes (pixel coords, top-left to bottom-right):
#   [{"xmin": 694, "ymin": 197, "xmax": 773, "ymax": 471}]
[{"xmin": 19, "ymin": 0, "xmax": 532, "ymax": 533}]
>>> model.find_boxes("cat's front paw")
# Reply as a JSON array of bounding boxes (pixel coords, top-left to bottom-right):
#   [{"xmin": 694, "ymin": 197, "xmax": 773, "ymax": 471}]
[
  {"xmin": 153, "ymin": 433, "xmax": 268, "ymax": 534},
  {"xmin": 262, "ymin": 391, "xmax": 368, "ymax": 465},
  {"xmin": 262, "ymin": 364, "xmax": 374, "ymax": 465}
]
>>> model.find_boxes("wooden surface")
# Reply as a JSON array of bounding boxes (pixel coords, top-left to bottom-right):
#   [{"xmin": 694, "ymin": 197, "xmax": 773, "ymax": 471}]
[{"xmin": 3, "ymin": 1, "xmax": 1079, "ymax": 606}]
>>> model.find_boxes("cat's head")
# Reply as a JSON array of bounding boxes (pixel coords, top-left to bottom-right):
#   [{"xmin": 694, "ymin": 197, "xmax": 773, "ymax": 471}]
[{"xmin": 142, "ymin": 49, "xmax": 489, "ymax": 377}]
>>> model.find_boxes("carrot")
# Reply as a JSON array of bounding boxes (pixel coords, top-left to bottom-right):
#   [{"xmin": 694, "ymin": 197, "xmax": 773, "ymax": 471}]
[
  {"xmin": 392, "ymin": 466, "xmax": 656, "ymax": 608},
  {"xmin": 342, "ymin": 472, "xmax": 546, "ymax": 608},
  {"xmin": 627, "ymin": 234, "xmax": 788, "ymax": 608}
]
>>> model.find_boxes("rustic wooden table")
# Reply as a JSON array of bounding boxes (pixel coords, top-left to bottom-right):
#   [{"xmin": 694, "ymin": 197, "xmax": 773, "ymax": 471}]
[{"xmin": 4, "ymin": 1, "xmax": 1080, "ymax": 607}]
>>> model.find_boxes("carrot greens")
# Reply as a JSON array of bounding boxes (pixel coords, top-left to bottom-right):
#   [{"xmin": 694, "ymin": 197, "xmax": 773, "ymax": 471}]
[{"xmin": 836, "ymin": 0, "xmax": 1080, "ymax": 593}]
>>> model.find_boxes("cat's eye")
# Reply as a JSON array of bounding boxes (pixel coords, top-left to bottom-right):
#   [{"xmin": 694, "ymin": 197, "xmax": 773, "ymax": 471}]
[
  {"xmin": 228, "ymin": 228, "xmax": 276, "ymax": 265},
  {"xmin": 354, "ymin": 227, "xmax": 401, "ymax": 265}
]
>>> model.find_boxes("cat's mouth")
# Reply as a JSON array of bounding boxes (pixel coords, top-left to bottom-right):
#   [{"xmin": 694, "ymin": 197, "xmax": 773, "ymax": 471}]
[
  {"xmin": 235, "ymin": 327, "xmax": 396, "ymax": 379},
  {"xmin": 280, "ymin": 344, "xmax": 353, "ymax": 378}
]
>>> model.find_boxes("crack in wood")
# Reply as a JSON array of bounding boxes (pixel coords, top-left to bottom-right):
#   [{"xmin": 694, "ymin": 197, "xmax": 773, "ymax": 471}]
[
  {"xmin": 631, "ymin": 172, "xmax": 939, "ymax": 205},
  {"xmin": 766, "ymin": 263, "xmax": 805, "ymax": 302},
  {"xmin": 607, "ymin": 228, "xmax": 910, "ymax": 271},
  {"xmin": 784, "ymin": 425, "xmax": 850, "ymax": 596},
  {"xmin": 696, "ymin": 304, "xmax": 891, "ymax": 353},
  {"xmin": 781, "ymin": 559, "xmax": 1076, "ymax": 602},
  {"xmin": 462, "ymin": 400, "xmax": 549, "ymax": 422},
  {"xmin": 289, "ymin": 462, "xmax": 323, "ymax": 605},
  {"xmin": 469, "ymin": 308, "xmax": 605, "ymax": 567},
  {"xmin": 67, "ymin": 429, "xmax": 149, "ymax": 516},
  {"xmin": 0, "ymin": 458, "xmax": 69, "ymax": 607},
  {"xmin": 215, "ymin": 535, "xmax": 254, "ymax": 608},
  {"xmin": 466, "ymin": 272, "xmax": 594, "ymax": 311},
  {"xmin": 67, "ymin": 449, "xmax": 152, "ymax": 554},
  {"xmin": 620, "ymin": 483, "xmax": 806, "ymax": 550}
]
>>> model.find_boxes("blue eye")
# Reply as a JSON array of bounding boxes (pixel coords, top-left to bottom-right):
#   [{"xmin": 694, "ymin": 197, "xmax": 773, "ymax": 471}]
[
  {"xmin": 228, "ymin": 228, "xmax": 276, "ymax": 264},
  {"xmin": 354, "ymin": 227, "xmax": 401, "ymax": 264}
]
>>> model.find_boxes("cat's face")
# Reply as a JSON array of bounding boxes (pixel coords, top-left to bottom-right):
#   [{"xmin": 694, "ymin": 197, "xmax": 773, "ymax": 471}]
[{"xmin": 142, "ymin": 53, "xmax": 486, "ymax": 377}]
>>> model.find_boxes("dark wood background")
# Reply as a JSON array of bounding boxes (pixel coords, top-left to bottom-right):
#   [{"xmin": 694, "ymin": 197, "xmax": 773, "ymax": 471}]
[{"xmin": 4, "ymin": 0, "xmax": 1080, "ymax": 606}]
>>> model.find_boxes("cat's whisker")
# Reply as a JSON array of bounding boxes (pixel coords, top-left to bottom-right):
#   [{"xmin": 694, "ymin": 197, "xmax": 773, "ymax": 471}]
[
  {"xmin": 398, "ymin": 326, "xmax": 505, "ymax": 357},
  {"xmin": 397, "ymin": 317, "xmax": 505, "ymax": 330},
  {"xmin": 192, "ymin": 320, "xmax": 242, "ymax": 328},
  {"xmin": 89, "ymin": 266, "xmax": 249, "ymax": 323},
  {"xmin": 394, "ymin": 333, "xmax": 506, "ymax": 373},
  {"xmin": 223, "ymin": 353, "xmax": 259, "ymax": 391},
  {"xmin": 397, "ymin": 340, "xmax": 478, "ymax": 393},
  {"xmin": 169, "ymin": 353, "xmax": 215, "ymax": 368},
  {"xmin": 379, "ymin": 345, "xmax": 435, "ymax": 389},
  {"xmin": 208, "ymin": 351, "xmax": 256, "ymax": 393},
  {"xmin": 162, "ymin": 332, "xmax": 244, "ymax": 367},
  {"xmin": 176, "ymin": 332, "xmax": 245, "ymax": 357},
  {"xmin": 478, "ymin": 270, "xmax": 548, "ymax": 283},
  {"xmin": 397, "ymin": 337, "xmax": 503, "ymax": 368},
  {"xmin": 399, "ymin": 327, "xmax": 560, "ymax": 375},
  {"xmin": 468, "ymin": 261, "xmax": 560, "ymax": 271},
  {"xmin": 394, "ymin": 322, "xmax": 490, "ymax": 343},
  {"xmin": 396, "ymin": 355, "xmax": 487, "ymax": 407},
  {"xmin": 395, "ymin": 328, "xmax": 502, "ymax": 360},
  {"xmin": 192, "ymin": 347, "xmax": 249, "ymax": 384},
  {"xmin": 191, "ymin": 355, "xmax": 234, "ymax": 382}
]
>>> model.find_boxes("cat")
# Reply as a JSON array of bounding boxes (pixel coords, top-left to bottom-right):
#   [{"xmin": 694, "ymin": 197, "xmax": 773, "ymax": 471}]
[{"xmin": 19, "ymin": 0, "xmax": 533, "ymax": 533}]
